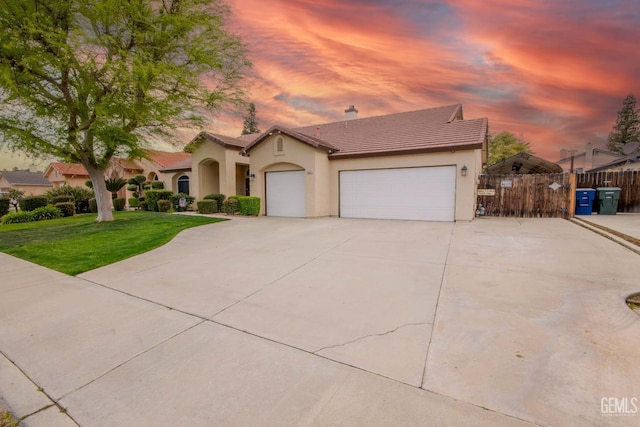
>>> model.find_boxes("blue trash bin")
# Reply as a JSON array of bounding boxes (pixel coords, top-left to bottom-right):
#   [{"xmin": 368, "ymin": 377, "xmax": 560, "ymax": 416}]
[{"xmin": 575, "ymin": 188, "xmax": 596, "ymax": 215}]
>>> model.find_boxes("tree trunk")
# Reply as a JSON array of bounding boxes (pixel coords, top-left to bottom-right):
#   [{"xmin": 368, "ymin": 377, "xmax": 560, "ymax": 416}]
[{"xmin": 84, "ymin": 162, "xmax": 114, "ymax": 222}]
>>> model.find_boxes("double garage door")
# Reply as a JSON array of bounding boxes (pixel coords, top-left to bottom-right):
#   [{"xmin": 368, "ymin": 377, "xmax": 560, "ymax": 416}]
[
  {"xmin": 339, "ymin": 166, "xmax": 456, "ymax": 222},
  {"xmin": 266, "ymin": 166, "xmax": 456, "ymax": 221}
]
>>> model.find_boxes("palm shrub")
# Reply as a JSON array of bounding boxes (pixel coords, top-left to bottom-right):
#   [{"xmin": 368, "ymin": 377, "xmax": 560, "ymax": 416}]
[
  {"xmin": 46, "ymin": 186, "xmax": 94, "ymax": 213},
  {"xmin": 105, "ymin": 177, "xmax": 127, "ymax": 200}
]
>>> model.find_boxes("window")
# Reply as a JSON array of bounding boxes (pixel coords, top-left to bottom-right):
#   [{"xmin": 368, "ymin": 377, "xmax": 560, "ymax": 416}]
[
  {"xmin": 276, "ymin": 137, "xmax": 284, "ymax": 152},
  {"xmin": 177, "ymin": 175, "xmax": 190, "ymax": 194}
]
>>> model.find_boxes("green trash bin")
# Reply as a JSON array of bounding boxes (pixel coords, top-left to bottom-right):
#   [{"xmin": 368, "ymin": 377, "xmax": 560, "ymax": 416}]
[{"xmin": 596, "ymin": 187, "xmax": 621, "ymax": 215}]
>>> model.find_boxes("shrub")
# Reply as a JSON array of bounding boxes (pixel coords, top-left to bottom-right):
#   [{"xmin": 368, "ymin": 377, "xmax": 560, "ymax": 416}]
[
  {"xmin": 203, "ymin": 193, "xmax": 225, "ymax": 211},
  {"xmin": 55, "ymin": 202, "xmax": 76, "ymax": 217},
  {"xmin": 236, "ymin": 196, "xmax": 261, "ymax": 216},
  {"xmin": 221, "ymin": 198, "xmax": 239, "ymax": 215},
  {"xmin": 157, "ymin": 199, "xmax": 172, "ymax": 212},
  {"xmin": 128, "ymin": 198, "xmax": 140, "ymax": 209},
  {"xmin": 53, "ymin": 195, "xmax": 74, "ymax": 204},
  {"xmin": 197, "ymin": 199, "xmax": 216, "ymax": 214},
  {"xmin": 151, "ymin": 181, "xmax": 165, "ymax": 189},
  {"xmin": 19, "ymin": 196, "xmax": 48, "ymax": 212},
  {"xmin": 138, "ymin": 201, "xmax": 148, "ymax": 211},
  {"xmin": 170, "ymin": 193, "xmax": 195, "ymax": 212},
  {"xmin": 31, "ymin": 205, "xmax": 62, "ymax": 221},
  {"xmin": 113, "ymin": 198, "xmax": 126, "ymax": 211},
  {"xmin": 47, "ymin": 186, "xmax": 94, "ymax": 213},
  {"xmin": 1, "ymin": 210, "xmax": 34, "ymax": 224},
  {"xmin": 126, "ymin": 184, "xmax": 138, "ymax": 192},
  {"xmin": 0, "ymin": 198, "xmax": 9, "ymax": 217},
  {"xmin": 89, "ymin": 198, "xmax": 98, "ymax": 213},
  {"xmin": 145, "ymin": 190, "xmax": 173, "ymax": 212}
]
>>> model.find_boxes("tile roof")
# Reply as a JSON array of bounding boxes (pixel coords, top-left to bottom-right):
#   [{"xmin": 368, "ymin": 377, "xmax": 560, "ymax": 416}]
[
  {"xmin": 484, "ymin": 152, "xmax": 563, "ymax": 174},
  {"xmin": 199, "ymin": 132, "xmax": 259, "ymax": 149},
  {"xmin": 159, "ymin": 157, "xmax": 192, "ymax": 172},
  {"xmin": 144, "ymin": 149, "xmax": 192, "ymax": 168},
  {"xmin": 48, "ymin": 162, "xmax": 89, "ymax": 176},
  {"xmin": 0, "ymin": 169, "xmax": 52, "ymax": 186},
  {"xmin": 243, "ymin": 104, "xmax": 487, "ymax": 158},
  {"xmin": 115, "ymin": 158, "xmax": 143, "ymax": 172}
]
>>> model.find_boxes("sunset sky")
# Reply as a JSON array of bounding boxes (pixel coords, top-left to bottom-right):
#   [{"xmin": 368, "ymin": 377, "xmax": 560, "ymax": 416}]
[
  {"xmin": 219, "ymin": 0, "xmax": 640, "ymax": 161},
  {"xmin": 1, "ymin": 0, "xmax": 639, "ymax": 170}
]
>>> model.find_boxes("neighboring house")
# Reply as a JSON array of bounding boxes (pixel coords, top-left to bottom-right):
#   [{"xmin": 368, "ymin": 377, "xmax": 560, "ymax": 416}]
[
  {"xmin": 187, "ymin": 132, "xmax": 256, "ymax": 200},
  {"xmin": 135, "ymin": 149, "xmax": 192, "ymax": 193},
  {"xmin": 0, "ymin": 169, "xmax": 52, "ymax": 196},
  {"xmin": 238, "ymin": 104, "xmax": 488, "ymax": 222},
  {"xmin": 586, "ymin": 154, "xmax": 640, "ymax": 172},
  {"xmin": 44, "ymin": 162, "xmax": 90, "ymax": 189},
  {"xmin": 485, "ymin": 152, "xmax": 563, "ymax": 174},
  {"xmin": 557, "ymin": 143, "xmax": 622, "ymax": 173}
]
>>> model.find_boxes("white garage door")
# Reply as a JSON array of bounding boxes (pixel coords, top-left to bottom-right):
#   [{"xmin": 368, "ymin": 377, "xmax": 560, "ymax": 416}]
[
  {"xmin": 266, "ymin": 170, "xmax": 305, "ymax": 217},
  {"xmin": 339, "ymin": 166, "xmax": 456, "ymax": 221}
]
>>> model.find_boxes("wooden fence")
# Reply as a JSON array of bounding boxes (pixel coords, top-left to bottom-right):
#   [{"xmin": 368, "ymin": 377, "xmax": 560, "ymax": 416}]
[{"xmin": 477, "ymin": 170, "xmax": 640, "ymax": 218}]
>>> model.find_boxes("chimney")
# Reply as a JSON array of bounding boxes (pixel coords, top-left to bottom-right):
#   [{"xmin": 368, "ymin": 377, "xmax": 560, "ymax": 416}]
[
  {"xmin": 344, "ymin": 105, "xmax": 358, "ymax": 120},
  {"xmin": 585, "ymin": 142, "xmax": 593, "ymax": 169}
]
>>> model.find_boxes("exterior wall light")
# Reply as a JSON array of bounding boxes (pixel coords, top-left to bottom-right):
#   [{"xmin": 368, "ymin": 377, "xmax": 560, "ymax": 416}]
[
  {"xmin": 461, "ymin": 165, "xmax": 468, "ymax": 176},
  {"xmin": 250, "ymin": 173, "xmax": 256, "ymax": 181}
]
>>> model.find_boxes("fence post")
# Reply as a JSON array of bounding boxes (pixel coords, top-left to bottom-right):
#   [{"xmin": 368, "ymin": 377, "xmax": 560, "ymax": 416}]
[{"xmin": 568, "ymin": 172, "xmax": 577, "ymax": 218}]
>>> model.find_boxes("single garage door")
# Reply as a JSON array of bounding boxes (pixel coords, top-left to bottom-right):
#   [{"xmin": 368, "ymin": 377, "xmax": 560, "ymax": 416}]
[
  {"xmin": 340, "ymin": 166, "xmax": 456, "ymax": 221},
  {"xmin": 266, "ymin": 170, "xmax": 305, "ymax": 217}
]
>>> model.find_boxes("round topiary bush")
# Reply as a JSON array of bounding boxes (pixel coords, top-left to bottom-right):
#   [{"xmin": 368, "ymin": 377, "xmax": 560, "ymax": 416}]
[
  {"xmin": 157, "ymin": 199, "xmax": 171, "ymax": 212},
  {"xmin": 54, "ymin": 202, "xmax": 76, "ymax": 217},
  {"xmin": 221, "ymin": 198, "xmax": 239, "ymax": 215}
]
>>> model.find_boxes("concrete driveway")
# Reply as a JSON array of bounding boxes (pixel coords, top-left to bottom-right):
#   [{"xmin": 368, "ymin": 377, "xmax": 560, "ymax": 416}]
[{"xmin": 1, "ymin": 216, "xmax": 639, "ymax": 426}]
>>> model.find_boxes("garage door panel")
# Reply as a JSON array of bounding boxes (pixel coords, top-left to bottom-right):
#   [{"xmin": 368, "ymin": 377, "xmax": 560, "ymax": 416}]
[
  {"xmin": 266, "ymin": 171, "xmax": 305, "ymax": 217},
  {"xmin": 340, "ymin": 167, "xmax": 455, "ymax": 221}
]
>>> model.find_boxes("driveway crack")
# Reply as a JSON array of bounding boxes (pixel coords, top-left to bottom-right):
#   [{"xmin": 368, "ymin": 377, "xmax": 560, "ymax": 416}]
[{"xmin": 313, "ymin": 322, "xmax": 429, "ymax": 353}]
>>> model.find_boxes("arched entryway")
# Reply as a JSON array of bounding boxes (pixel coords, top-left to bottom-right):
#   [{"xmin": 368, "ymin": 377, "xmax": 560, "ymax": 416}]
[{"xmin": 199, "ymin": 159, "xmax": 220, "ymax": 196}]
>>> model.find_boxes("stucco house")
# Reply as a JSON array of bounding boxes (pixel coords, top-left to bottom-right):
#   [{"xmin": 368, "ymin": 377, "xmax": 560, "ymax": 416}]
[
  {"xmin": 0, "ymin": 169, "xmax": 52, "ymax": 197},
  {"xmin": 239, "ymin": 104, "xmax": 488, "ymax": 222},
  {"xmin": 557, "ymin": 143, "xmax": 622, "ymax": 173},
  {"xmin": 44, "ymin": 162, "xmax": 91, "ymax": 189},
  {"xmin": 134, "ymin": 149, "xmax": 192, "ymax": 193},
  {"xmin": 187, "ymin": 132, "xmax": 257, "ymax": 200}
]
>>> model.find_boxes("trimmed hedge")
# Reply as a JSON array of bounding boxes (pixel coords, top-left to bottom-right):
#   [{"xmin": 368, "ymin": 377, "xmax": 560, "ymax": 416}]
[
  {"xmin": 203, "ymin": 193, "xmax": 225, "ymax": 212},
  {"xmin": 55, "ymin": 202, "xmax": 76, "ymax": 217},
  {"xmin": 221, "ymin": 198, "xmax": 239, "ymax": 215},
  {"xmin": 19, "ymin": 196, "xmax": 48, "ymax": 212},
  {"xmin": 139, "ymin": 201, "xmax": 149, "ymax": 211},
  {"xmin": 89, "ymin": 198, "xmax": 98, "ymax": 213},
  {"xmin": 2, "ymin": 206, "xmax": 62, "ymax": 224},
  {"xmin": 2, "ymin": 211, "xmax": 34, "ymax": 224},
  {"xmin": 145, "ymin": 190, "xmax": 173, "ymax": 212},
  {"xmin": 157, "ymin": 199, "xmax": 171, "ymax": 212},
  {"xmin": 151, "ymin": 181, "xmax": 165, "ymax": 189},
  {"xmin": 113, "ymin": 198, "xmax": 126, "ymax": 211},
  {"xmin": 197, "ymin": 200, "xmax": 217, "ymax": 214},
  {"xmin": 236, "ymin": 196, "xmax": 260, "ymax": 216},
  {"xmin": 128, "ymin": 198, "xmax": 140, "ymax": 209},
  {"xmin": 0, "ymin": 198, "xmax": 9, "ymax": 217}
]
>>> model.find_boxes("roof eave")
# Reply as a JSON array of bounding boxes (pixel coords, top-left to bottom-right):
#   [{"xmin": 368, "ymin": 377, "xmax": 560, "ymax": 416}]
[{"xmin": 328, "ymin": 142, "xmax": 483, "ymax": 160}]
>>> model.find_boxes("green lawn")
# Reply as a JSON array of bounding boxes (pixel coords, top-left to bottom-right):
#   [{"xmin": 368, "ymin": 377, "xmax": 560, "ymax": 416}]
[{"xmin": 0, "ymin": 211, "xmax": 225, "ymax": 275}]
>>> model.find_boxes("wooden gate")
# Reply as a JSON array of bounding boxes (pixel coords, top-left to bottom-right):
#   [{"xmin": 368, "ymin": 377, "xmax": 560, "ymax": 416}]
[{"xmin": 477, "ymin": 171, "xmax": 640, "ymax": 217}]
